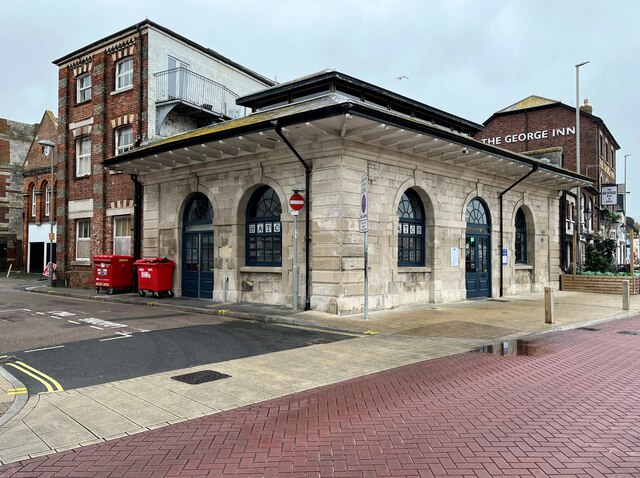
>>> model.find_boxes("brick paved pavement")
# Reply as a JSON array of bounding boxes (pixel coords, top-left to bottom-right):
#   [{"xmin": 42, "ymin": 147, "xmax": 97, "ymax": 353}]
[{"xmin": 2, "ymin": 316, "xmax": 640, "ymax": 477}]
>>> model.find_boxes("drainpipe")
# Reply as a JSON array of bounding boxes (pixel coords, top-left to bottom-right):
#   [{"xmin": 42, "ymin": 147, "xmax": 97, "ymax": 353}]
[
  {"xmin": 131, "ymin": 174, "xmax": 143, "ymax": 287},
  {"xmin": 560, "ymin": 191, "xmax": 567, "ymax": 271},
  {"xmin": 135, "ymin": 23, "xmax": 144, "ymax": 147},
  {"xmin": 498, "ymin": 164, "xmax": 539, "ymax": 297},
  {"xmin": 274, "ymin": 124, "xmax": 312, "ymax": 310}
]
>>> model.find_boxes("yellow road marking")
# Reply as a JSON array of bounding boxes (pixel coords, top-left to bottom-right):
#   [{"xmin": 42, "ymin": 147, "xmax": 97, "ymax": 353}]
[
  {"xmin": 218, "ymin": 309, "xmax": 229, "ymax": 315},
  {"xmin": 272, "ymin": 323, "xmax": 362, "ymax": 337},
  {"xmin": 363, "ymin": 330, "xmax": 378, "ymax": 335},
  {"xmin": 7, "ymin": 387, "xmax": 27, "ymax": 395},
  {"xmin": 6, "ymin": 362, "xmax": 63, "ymax": 393}
]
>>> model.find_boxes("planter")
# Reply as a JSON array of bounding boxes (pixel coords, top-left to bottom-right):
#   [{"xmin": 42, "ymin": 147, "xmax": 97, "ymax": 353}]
[{"xmin": 560, "ymin": 274, "xmax": 640, "ymax": 295}]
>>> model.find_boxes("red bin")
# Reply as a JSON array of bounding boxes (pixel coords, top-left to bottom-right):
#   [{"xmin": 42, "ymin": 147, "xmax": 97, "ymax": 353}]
[
  {"xmin": 134, "ymin": 258, "xmax": 175, "ymax": 298},
  {"xmin": 93, "ymin": 255, "xmax": 134, "ymax": 294}
]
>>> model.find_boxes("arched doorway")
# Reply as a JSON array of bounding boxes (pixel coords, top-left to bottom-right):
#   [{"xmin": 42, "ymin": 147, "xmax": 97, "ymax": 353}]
[
  {"xmin": 182, "ymin": 193, "xmax": 214, "ymax": 299},
  {"xmin": 465, "ymin": 198, "xmax": 491, "ymax": 298}
]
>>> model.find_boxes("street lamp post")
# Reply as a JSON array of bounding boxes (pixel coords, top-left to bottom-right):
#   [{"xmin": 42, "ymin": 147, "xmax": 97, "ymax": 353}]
[
  {"xmin": 575, "ymin": 61, "xmax": 589, "ymax": 271},
  {"xmin": 38, "ymin": 139, "xmax": 55, "ymax": 288},
  {"xmin": 624, "ymin": 154, "xmax": 631, "ymax": 265}
]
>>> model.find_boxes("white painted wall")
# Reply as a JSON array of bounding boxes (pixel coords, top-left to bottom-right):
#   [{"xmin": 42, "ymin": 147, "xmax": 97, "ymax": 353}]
[{"xmin": 146, "ymin": 27, "xmax": 271, "ymax": 141}]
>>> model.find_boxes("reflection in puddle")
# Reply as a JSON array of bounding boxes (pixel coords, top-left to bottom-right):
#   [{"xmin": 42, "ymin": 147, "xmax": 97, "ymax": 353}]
[{"xmin": 471, "ymin": 339, "xmax": 534, "ymax": 356}]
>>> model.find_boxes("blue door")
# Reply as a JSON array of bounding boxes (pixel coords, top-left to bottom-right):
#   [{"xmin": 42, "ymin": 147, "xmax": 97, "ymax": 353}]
[
  {"xmin": 183, "ymin": 231, "xmax": 213, "ymax": 299},
  {"xmin": 182, "ymin": 194, "xmax": 214, "ymax": 299},
  {"xmin": 465, "ymin": 198, "xmax": 491, "ymax": 299}
]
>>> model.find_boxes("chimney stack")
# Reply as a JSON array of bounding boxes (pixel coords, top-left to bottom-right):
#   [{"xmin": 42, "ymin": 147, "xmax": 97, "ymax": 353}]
[{"xmin": 580, "ymin": 98, "xmax": 593, "ymax": 114}]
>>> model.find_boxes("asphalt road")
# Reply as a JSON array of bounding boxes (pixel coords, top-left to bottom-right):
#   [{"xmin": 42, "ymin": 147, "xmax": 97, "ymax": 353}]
[{"xmin": 0, "ymin": 285, "xmax": 353, "ymax": 394}]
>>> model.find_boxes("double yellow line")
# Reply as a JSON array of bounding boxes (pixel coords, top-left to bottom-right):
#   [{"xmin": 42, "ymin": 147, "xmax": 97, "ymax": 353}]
[{"xmin": 5, "ymin": 361, "xmax": 63, "ymax": 393}]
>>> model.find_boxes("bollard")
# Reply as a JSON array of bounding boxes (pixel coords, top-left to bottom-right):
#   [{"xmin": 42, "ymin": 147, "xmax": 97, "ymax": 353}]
[
  {"xmin": 623, "ymin": 280, "xmax": 630, "ymax": 311},
  {"xmin": 545, "ymin": 286, "xmax": 554, "ymax": 324}
]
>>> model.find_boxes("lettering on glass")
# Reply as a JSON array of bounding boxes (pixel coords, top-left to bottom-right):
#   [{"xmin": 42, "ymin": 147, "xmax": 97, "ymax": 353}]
[
  {"xmin": 403, "ymin": 224, "xmax": 409, "ymax": 234},
  {"xmin": 417, "ymin": 225, "xmax": 422, "ymax": 235},
  {"xmin": 410, "ymin": 225, "xmax": 416, "ymax": 235},
  {"xmin": 257, "ymin": 223, "xmax": 264, "ymax": 233},
  {"xmin": 265, "ymin": 223, "xmax": 272, "ymax": 233},
  {"xmin": 274, "ymin": 222, "xmax": 281, "ymax": 233},
  {"xmin": 249, "ymin": 224, "xmax": 256, "ymax": 234}
]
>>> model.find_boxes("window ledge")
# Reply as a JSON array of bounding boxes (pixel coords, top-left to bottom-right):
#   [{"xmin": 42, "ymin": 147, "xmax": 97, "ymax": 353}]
[
  {"xmin": 240, "ymin": 266, "xmax": 282, "ymax": 274},
  {"xmin": 75, "ymin": 174, "xmax": 91, "ymax": 179},
  {"xmin": 111, "ymin": 85, "xmax": 133, "ymax": 95},
  {"xmin": 397, "ymin": 266, "xmax": 432, "ymax": 273},
  {"xmin": 71, "ymin": 260, "xmax": 91, "ymax": 266},
  {"xmin": 515, "ymin": 264, "xmax": 533, "ymax": 270}
]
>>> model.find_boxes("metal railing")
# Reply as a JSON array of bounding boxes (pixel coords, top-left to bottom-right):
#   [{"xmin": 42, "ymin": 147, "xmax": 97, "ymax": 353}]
[{"xmin": 155, "ymin": 67, "xmax": 247, "ymax": 119}]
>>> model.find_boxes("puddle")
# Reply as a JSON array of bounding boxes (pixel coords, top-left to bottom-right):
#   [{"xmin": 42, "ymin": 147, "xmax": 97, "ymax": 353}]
[{"xmin": 471, "ymin": 339, "xmax": 534, "ymax": 356}]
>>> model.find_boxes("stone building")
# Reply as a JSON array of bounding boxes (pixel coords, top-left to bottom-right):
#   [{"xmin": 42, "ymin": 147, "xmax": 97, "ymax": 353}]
[
  {"xmin": 52, "ymin": 19, "xmax": 274, "ymax": 287},
  {"xmin": 0, "ymin": 117, "xmax": 37, "ymax": 270},
  {"xmin": 21, "ymin": 111, "xmax": 58, "ymax": 273},
  {"xmin": 474, "ymin": 96, "xmax": 621, "ymax": 270},
  {"xmin": 105, "ymin": 71, "xmax": 590, "ymax": 314}
]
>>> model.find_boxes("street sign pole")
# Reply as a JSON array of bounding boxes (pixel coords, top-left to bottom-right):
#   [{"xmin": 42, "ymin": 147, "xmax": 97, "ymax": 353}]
[
  {"xmin": 289, "ymin": 192, "xmax": 305, "ymax": 312},
  {"xmin": 293, "ymin": 210, "xmax": 299, "ymax": 312},
  {"xmin": 360, "ymin": 174, "xmax": 368, "ymax": 320}
]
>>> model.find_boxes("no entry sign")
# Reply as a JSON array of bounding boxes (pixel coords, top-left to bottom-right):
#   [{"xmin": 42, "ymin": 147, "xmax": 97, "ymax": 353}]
[{"xmin": 289, "ymin": 193, "xmax": 305, "ymax": 211}]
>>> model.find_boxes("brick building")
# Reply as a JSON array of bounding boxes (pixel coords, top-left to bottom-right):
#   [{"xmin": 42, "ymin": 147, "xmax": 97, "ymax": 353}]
[
  {"xmin": 105, "ymin": 71, "xmax": 590, "ymax": 312},
  {"xmin": 52, "ymin": 19, "xmax": 275, "ymax": 287},
  {"xmin": 21, "ymin": 111, "xmax": 58, "ymax": 274},
  {"xmin": 0, "ymin": 117, "xmax": 37, "ymax": 270},
  {"xmin": 474, "ymin": 96, "xmax": 621, "ymax": 270}
]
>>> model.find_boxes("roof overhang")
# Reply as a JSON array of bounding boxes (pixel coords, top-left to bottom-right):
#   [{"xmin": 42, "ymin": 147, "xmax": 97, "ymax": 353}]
[{"xmin": 104, "ymin": 95, "xmax": 592, "ymax": 191}]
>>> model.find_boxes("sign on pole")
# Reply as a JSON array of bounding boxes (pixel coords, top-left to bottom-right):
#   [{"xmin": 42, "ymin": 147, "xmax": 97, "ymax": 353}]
[
  {"xmin": 289, "ymin": 193, "xmax": 305, "ymax": 211},
  {"xmin": 601, "ymin": 184, "xmax": 618, "ymax": 206},
  {"xmin": 360, "ymin": 174, "xmax": 368, "ymax": 233}
]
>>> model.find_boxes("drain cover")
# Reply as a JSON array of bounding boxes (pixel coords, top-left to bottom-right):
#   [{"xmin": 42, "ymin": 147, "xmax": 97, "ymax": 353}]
[
  {"xmin": 577, "ymin": 327, "xmax": 600, "ymax": 332},
  {"xmin": 171, "ymin": 370, "xmax": 230, "ymax": 384},
  {"xmin": 618, "ymin": 330, "xmax": 640, "ymax": 336}
]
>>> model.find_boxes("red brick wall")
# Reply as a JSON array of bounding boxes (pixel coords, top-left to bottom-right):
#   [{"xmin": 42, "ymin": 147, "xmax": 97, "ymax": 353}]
[
  {"xmin": 474, "ymin": 104, "xmax": 615, "ymax": 183},
  {"xmin": 58, "ymin": 32, "xmax": 148, "ymax": 287}
]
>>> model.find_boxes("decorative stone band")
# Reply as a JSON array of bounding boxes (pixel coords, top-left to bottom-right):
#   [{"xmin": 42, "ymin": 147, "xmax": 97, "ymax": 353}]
[
  {"xmin": 111, "ymin": 115, "xmax": 136, "ymax": 129},
  {"xmin": 72, "ymin": 62, "xmax": 93, "ymax": 77},
  {"xmin": 67, "ymin": 56, "xmax": 94, "ymax": 76},
  {"xmin": 72, "ymin": 125, "xmax": 92, "ymax": 138},
  {"xmin": 106, "ymin": 38, "xmax": 136, "ymax": 62}
]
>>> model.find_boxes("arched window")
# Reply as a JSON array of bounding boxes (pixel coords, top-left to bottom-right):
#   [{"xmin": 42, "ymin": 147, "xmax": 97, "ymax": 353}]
[
  {"xmin": 466, "ymin": 199, "xmax": 489, "ymax": 228},
  {"xmin": 397, "ymin": 189, "xmax": 425, "ymax": 266},
  {"xmin": 246, "ymin": 186, "xmax": 282, "ymax": 266},
  {"xmin": 29, "ymin": 184, "xmax": 37, "ymax": 218},
  {"xmin": 515, "ymin": 208, "xmax": 527, "ymax": 264},
  {"xmin": 44, "ymin": 182, "xmax": 51, "ymax": 217}
]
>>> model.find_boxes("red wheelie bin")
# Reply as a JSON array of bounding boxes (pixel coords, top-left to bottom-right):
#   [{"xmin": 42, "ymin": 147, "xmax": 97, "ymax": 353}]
[
  {"xmin": 93, "ymin": 255, "xmax": 134, "ymax": 294},
  {"xmin": 134, "ymin": 258, "xmax": 175, "ymax": 298}
]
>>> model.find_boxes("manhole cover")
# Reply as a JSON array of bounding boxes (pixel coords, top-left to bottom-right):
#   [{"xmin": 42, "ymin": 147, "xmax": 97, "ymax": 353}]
[
  {"xmin": 171, "ymin": 370, "xmax": 230, "ymax": 385},
  {"xmin": 577, "ymin": 327, "xmax": 600, "ymax": 332},
  {"xmin": 618, "ymin": 330, "xmax": 640, "ymax": 336}
]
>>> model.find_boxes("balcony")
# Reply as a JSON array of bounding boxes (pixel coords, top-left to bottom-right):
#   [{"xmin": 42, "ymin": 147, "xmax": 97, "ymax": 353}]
[{"xmin": 154, "ymin": 68, "xmax": 248, "ymax": 134}]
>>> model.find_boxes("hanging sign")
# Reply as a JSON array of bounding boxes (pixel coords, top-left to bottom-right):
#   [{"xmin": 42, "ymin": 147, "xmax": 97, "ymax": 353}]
[{"xmin": 601, "ymin": 185, "xmax": 618, "ymax": 206}]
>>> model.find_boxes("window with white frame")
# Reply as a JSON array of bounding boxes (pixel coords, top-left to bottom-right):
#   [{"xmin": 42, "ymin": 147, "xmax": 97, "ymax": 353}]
[
  {"xmin": 45, "ymin": 184, "xmax": 51, "ymax": 217},
  {"xmin": 115, "ymin": 57, "xmax": 133, "ymax": 90},
  {"xmin": 77, "ymin": 73, "xmax": 91, "ymax": 103},
  {"xmin": 113, "ymin": 216, "xmax": 132, "ymax": 256},
  {"xmin": 31, "ymin": 186, "xmax": 37, "ymax": 217},
  {"xmin": 76, "ymin": 219, "xmax": 91, "ymax": 260},
  {"xmin": 76, "ymin": 136, "xmax": 91, "ymax": 177},
  {"xmin": 115, "ymin": 126, "xmax": 133, "ymax": 156}
]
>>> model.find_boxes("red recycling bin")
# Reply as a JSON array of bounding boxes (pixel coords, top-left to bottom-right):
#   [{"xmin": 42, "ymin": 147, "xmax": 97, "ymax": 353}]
[
  {"xmin": 93, "ymin": 255, "xmax": 134, "ymax": 294},
  {"xmin": 134, "ymin": 258, "xmax": 175, "ymax": 298}
]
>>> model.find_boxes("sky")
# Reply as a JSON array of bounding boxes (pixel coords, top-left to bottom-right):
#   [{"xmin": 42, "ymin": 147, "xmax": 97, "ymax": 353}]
[{"xmin": 3, "ymin": 0, "xmax": 639, "ymax": 221}]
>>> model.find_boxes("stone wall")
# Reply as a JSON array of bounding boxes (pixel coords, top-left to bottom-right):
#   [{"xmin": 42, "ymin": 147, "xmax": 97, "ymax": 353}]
[{"xmin": 139, "ymin": 137, "xmax": 561, "ymax": 314}]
